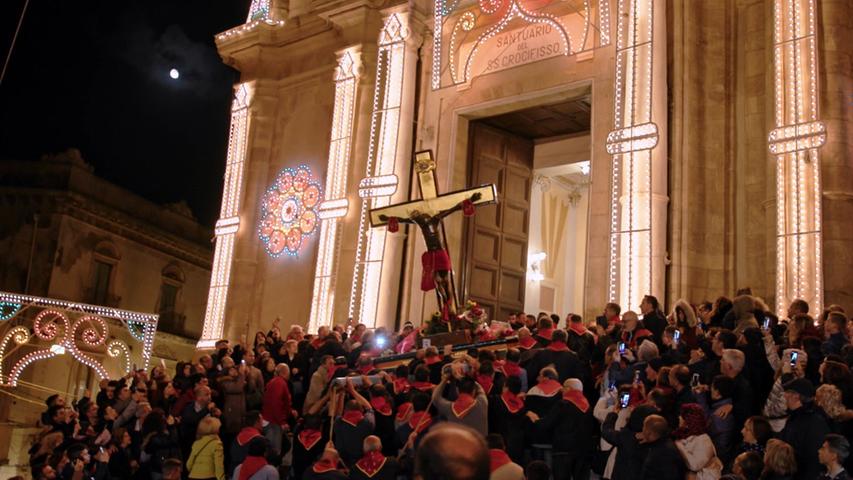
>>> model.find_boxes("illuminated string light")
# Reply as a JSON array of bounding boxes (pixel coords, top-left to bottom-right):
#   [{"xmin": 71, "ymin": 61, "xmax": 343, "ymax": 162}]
[
  {"xmin": 107, "ymin": 339, "xmax": 132, "ymax": 376},
  {"xmin": 606, "ymin": 0, "xmax": 657, "ymax": 310},
  {"xmin": 199, "ymin": 83, "xmax": 252, "ymax": 349},
  {"xmin": 770, "ymin": 0, "xmax": 824, "ymax": 317},
  {"xmin": 258, "ymin": 165, "xmax": 322, "ymax": 258},
  {"xmin": 358, "ymin": 175, "xmax": 399, "ymax": 198},
  {"xmin": 349, "ymin": 12, "xmax": 410, "ymax": 327},
  {"xmin": 0, "ymin": 326, "xmax": 30, "ymax": 386},
  {"xmin": 309, "ymin": 49, "xmax": 361, "ymax": 333},
  {"xmin": 0, "ymin": 302, "xmax": 22, "ymax": 321}
]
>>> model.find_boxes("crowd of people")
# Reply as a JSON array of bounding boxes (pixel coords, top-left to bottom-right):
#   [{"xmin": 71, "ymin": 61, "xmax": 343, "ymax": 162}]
[{"xmin": 24, "ymin": 294, "xmax": 853, "ymax": 480}]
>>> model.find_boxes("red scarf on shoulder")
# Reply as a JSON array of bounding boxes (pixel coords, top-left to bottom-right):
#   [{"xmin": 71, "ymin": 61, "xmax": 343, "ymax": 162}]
[
  {"xmin": 451, "ymin": 393, "xmax": 477, "ymax": 418},
  {"xmin": 501, "ymin": 361, "xmax": 522, "ymax": 378},
  {"xmin": 500, "ymin": 391, "xmax": 524, "ymax": 413},
  {"xmin": 239, "ymin": 456, "xmax": 268, "ymax": 480},
  {"xmin": 489, "ymin": 449, "xmax": 513, "ymax": 473},
  {"xmin": 536, "ymin": 328, "xmax": 554, "ymax": 340},
  {"xmin": 568, "ymin": 323, "xmax": 588, "ymax": 337},
  {"xmin": 396, "ymin": 402, "xmax": 413, "ymax": 422},
  {"xmin": 341, "ymin": 409, "xmax": 364, "ymax": 427},
  {"xmin": 408, "ymin": 411, "xmax": 432, "ymax": 433},
  {"xmin": 392, "ymin": 377, "xmax": 411, "ymax": 395},
  {"xmin": 517, "ymin": 336, "xmax": 537, "ymax": 350},
  {"xmin": 536, "ymin": 379, "xmax": 561, "ymax": 396},
  {"xmin": 424, "ymin": 356, "xmax": 441, "ymax": 366},
  {"xmin": 297, "ymin": 429, "xmax": 322, "ymax": 450},
  {"xmin": 548, "ymin": 341, "xmax": 570, "ymax": 352},
  {"xmin": 476, "ymin": 374, "xmax": 494, "ymax": 394},
  {"xmin": 411, "ymin": 381, "xmax": 435, "ymax": 392},
  {"xmin": 562, "ymin": 390, "xmax": 590, "ymax": 413},
  {"xmin": 312, "ymin": 458, "xmax": 340, "ymax": 473},
  {"xmin": 370, "ymin": 396, "xmax": 392, "ymax": 416},
  {"xmin": 355, "ymin": 451, "xmax": 387, "ymax": 478}
]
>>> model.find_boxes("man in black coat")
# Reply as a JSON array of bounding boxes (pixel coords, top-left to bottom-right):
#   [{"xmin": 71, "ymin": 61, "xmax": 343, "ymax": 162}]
[
  {"xmin": 780, "ymin": 378, "xmax": 832, "ymax": 480},
  {"xmin": 637, "ymin": 414, "xmax": 685, "ymax": 480},
  {"xmin": 639, "ymin": 295, "xmax": 667, "ymax": 347},
  {"xmin": 526, "ymin": 378, "xmax": 596, "ymax": 480},
  {"xmin": 349, "ymin": 435, "xmax": 399, "ymax": 480},
  {"xmin": 601, "ymin": 404, "xmax": 658, "ymax": 480},
  {"xmin": 525, "ymin": 329, "xmax": 585, "ymax": 384}
]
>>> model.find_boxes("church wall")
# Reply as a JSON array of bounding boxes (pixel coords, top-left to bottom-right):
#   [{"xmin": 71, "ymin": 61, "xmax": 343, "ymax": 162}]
[{"xmin": 819, "ymin": 0, "xmax": 853, "ymax": 313}]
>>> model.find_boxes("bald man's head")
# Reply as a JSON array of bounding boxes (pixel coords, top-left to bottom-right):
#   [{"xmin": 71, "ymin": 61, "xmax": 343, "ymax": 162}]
[
  {"xmin": 363, "ymin": 435, "xmax": 382, "ymax": 453},
  {"xmin": 414, "ymin": 424, "xmax": 489, "ymax": 480}
]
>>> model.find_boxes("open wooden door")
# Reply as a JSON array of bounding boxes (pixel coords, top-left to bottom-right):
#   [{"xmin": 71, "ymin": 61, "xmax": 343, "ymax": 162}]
[{"xmin": 463, "ymin": 123, "xmax": 533, "ymax": 321}]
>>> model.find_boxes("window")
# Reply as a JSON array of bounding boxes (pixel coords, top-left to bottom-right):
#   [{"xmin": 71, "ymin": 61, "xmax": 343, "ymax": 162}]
[
  {"xmin": 91, "ymin": 260, "xmax": 113, "ymax": 305},
  {"xmin": 159, "ymin": 283, "xmax": 179, "ymax": 315}
]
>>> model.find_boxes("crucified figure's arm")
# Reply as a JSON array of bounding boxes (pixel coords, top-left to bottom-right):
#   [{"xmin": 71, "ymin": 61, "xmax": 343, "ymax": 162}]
[
  {"xmin": 378, "ymin": 214, "xmax": 417, "ymax": 224},
  {"xmin": 433, "ymin": 192, "xmax": 482, "ymax": 222}
]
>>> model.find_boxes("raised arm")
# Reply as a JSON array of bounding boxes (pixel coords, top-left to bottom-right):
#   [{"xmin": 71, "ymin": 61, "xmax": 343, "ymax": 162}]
[
  {"xmin": 434, "ymin": 192, "xmax": 482, "ymax": 221},
  {"xmin": 379, "ymin": 214, "xmax": 416, "ymax": 224}
]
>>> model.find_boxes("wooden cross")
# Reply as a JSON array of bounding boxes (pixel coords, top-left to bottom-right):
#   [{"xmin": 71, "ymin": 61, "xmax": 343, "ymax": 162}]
[
  {"xmin": 369, "ymin": 151, "xmax": 497, "ymax": 228},
  {"xmin": 369, "ymin": 150, "xmax": 497, "ymax": 320}
]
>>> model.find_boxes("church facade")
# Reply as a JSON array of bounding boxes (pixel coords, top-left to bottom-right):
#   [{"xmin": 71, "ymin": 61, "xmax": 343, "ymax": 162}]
[{"xmin": 199, "ymin": 0, "xmax": 853, "ymax": 345}]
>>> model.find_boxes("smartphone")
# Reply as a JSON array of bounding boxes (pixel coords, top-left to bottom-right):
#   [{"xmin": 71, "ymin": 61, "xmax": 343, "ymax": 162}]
[
  {"xmin": 618, "ymin": 342, "xmax": 626, "ymax": 355},
  {"xmin": 422, "ymin": 338, "xmax": 431, "ymax": 349},
  {"xmin": 633, "ymin": 370, "xmax": 641, "ymax": 385},
  {"xmin": 763, "ymin": 318, "xmax": 770, "ymax": 330},
  {"xmin": 691, "ymin": 373, "xmax": 700, "ymax": 388},
  {"xmin": 790, "ymin": 351, "xmax": 799, "ymax": 366},
  {"xmin": 673, "ymin": 330, "xmax": 681, "ymax": 345},
  {"xmin": 619, "ymin": 392, "xmax": 630, "ymax": 408}
]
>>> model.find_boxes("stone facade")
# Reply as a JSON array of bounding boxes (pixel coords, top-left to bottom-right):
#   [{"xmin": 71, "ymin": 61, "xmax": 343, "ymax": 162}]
[
  {"xmin": 0, "ymin": 149, "xmax": 211, "ymax": 423},
  {"xmin": 208, "ymin": 0, "xmax": 852, "ymax": 339}
]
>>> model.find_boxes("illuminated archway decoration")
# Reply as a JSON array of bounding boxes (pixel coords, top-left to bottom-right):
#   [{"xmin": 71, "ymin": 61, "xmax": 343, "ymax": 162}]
[
  {"xmin": 259, "ymin": 165, "xmax": 322, "ymax": 257},
  {"xmin": 0, "ymin": 292, "xmax": 156, "ymax": 386},
  {"xmin": 433, "ymin": 0, "xmax": 612, "ymax": 88}
]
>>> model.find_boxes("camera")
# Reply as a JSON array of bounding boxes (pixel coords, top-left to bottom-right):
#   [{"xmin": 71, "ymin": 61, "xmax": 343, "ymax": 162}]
[
  {"xmin": 376, "ymin": 336, "xmax": 387, "ymax": 348},
  {"xmin": 331, "ymin": 375, "xmax": 382, "ymax": 388},
  {"xmin": 442, "ymin": 362, "xmax": 471, "ymax": 376}
]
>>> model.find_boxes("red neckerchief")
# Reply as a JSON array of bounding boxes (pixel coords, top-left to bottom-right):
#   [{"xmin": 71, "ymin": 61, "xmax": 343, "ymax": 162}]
[
  {"xmin": 370, "ymin": 396, "xmax": 392, "ymax": 416},
  {"xmin": 312, "ymin": 458, "xmax": 340, "ymax": 473},
  {"xmin": 518, "ymin": 336, "xmax": 537, "ymax": 350},
  {"xmin": 396, "ymin": 402, "xmax": 413, "ymax": 422},
  {"xmin": 476, "ymin": 374, "xmax": 494, "ymax": 394},
  {"xmin": 500, "ymin": 391, "xmax": 524, "ymax": 413},
  {"xmin": 489, "ymin": 449, "xmax": 513, "ymax": 473},
  {"xmin": 411, "ymin": 381, "xmax": 435, "ymax": 392},
  {"xmin": 350, "ymin": 333, "xmax": 362, "ymax": 343},
  {"xmin": 536, "ymin": 328, "xmax": 554, "ymax": 340},
  {"xmin": 548, "ymin": 341, "xmax": 570, "ymax": 352},
  {"xmin": 392, "ymin": 377, "xmax": 411, "ymax": 395},
  {"xmin": 536, "ymin": 379, "xmax": 561, "ymax": 396},
  {"xmin": 239, "ymin": 455, "xmax": 269, "ymax": 480},
  {"xmin": 341, "ymin": 409, "xmax": 364, "ymax": 427},
  {"xmin": 236, "ymin": 426, "xmax": 262, "ymax": 446},
  {"xmin": 408, "ymin": 411, "xmax": 432, "ymax": 433},
  {"xmin": 355, "ymin": 450, "xmax": 387, "ymax": 478},
  {"xmin": 562, "ymin": 390, "xmax": 590, "ymax": 413},
  {"xmin": 493, "ymin": 360, "xmax": 506, "ymax": 370},
  {"xmin": 297, "ymin": 429, "xmax": 322, "ymax": 450},
  {"xmin": 358, "ymin": 365, "xmax": 374, "ymax": 375},
  {"xmin": 501, "ymin": 361, "xmax": 522, "ymax": 378},
  {"xmin": 424, "ymin": 356, "xmax": 441, "ymax": 366},
  {"xmin": 311, "ymin": 337, "xmax": 326, "ymax": 350},
  {"xmin": 568, "ymin": 323, "xmax": 588, "ymax": 337},
  {"xmin": 608, "ymin": 314, "xmax": 620, "ymax": 325},
  {"xmin": 451, "ymin": 393, "xmax": 477, "ymax": 418}
]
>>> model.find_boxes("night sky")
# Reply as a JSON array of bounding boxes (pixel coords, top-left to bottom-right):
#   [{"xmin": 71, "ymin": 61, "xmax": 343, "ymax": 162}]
[{"xmin": 0, "ymin": 0, "xmax": 251, "ymax": 226}]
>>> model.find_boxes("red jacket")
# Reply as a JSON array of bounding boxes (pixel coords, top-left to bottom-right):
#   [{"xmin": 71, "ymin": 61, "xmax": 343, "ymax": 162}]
[{"xmin": 261, "ymin": 376, "xmax": 292, "ymax": 426}]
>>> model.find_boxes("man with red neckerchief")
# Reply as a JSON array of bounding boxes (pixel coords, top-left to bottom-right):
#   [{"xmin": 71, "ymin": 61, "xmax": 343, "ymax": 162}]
[
  {"xmin": 349, "ymin": 435, "xmax": 399, "ymax": 480},
  {"xmin": 394, "ymin": 391, "xmax": 433, "ymax": 450},
  {"xmin": 431, "ymin": 361, "xmax": 488, "ymax": 437},
  {"xmin": 303, "ymin": 446, "xmax": 348, "ymax": 480},
  {"xmin": 524, "ymin": 367, "xmax": 562, "ymax": 445},
  {"xmin": 490, "ymin": 376, "xmax": 527, "ymax": 463},
  {"xmin": 487, "ymin": 434, "xmax": 524, "ymax": 480},
  {"xmin": 332, "ymin": 379, "xmax": 375, "ymax": 466},
  {"xmin": 533, "ymin": 317, "xmax": 555, "ymax": 348},
  {"xmin": 525, "ymin": 329, "xmax": 585, "ymax": 384}
]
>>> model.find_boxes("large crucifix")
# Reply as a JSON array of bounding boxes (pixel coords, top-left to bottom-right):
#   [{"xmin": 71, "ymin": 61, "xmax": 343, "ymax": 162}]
[{"xmin": 369, "ymin": 150, "xmax": 497, "ymax": 324}]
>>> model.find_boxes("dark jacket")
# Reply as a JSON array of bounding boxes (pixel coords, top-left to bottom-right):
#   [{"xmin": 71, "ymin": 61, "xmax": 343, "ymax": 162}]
[
  {"xmin": 642, "ymin": 310, "xmax": 667, "ymax": 347},
  {"xmin": 600, "ymin": 406, "xmax": 656, "ymax": 480},
  {"xmin": 525, "ymin": 349, "xmax": 585, "ymax": 384},
  {"xmin": 639, "ymin": 437, "xmax": 686, "ymax": 480},
  {"xmin": 779, "ymin": 402, "xmax": 832, "ymax": 480},
  {"xmin": 534, "ymin": 398, "xmax": 596, "ymax": 455}
]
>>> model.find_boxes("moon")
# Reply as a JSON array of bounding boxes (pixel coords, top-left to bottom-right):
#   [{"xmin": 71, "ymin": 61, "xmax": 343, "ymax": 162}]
[{"xmin": 169, "ymin": 68, "xmax": 180, "ymax": 80}]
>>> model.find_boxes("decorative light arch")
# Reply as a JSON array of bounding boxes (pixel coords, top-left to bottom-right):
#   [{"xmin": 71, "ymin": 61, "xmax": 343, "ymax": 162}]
[{"xmin": 0, "ymin": 292, "xmax": 155, "ymax": 386}]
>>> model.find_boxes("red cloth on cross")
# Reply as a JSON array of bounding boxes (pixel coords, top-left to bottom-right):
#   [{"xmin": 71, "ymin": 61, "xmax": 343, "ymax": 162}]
[{"xmin": 421, "ymin": 250, "xmax": 452, "ymax": 291}]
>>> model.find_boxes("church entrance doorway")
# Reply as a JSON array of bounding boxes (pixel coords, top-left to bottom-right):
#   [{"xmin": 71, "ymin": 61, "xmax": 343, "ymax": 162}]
[{"xmin": 462, "ymin": 96, "xmax": 591, "ymax": 322}]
